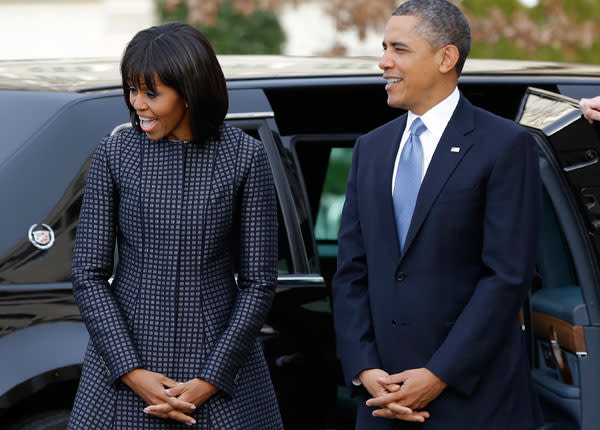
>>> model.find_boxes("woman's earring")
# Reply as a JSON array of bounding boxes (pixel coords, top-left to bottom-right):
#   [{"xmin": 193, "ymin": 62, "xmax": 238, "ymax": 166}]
[{"xmin": 185, "ymin": 103, "xmax": 189, "ymax": 109}]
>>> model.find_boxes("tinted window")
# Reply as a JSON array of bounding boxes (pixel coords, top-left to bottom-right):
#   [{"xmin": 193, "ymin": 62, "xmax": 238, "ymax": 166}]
[
  {"xmin": 293, "ymin": 137, "xmax": 357, "ymax": 270},
  {"xmin": 314, "ymin": 147, "xmax": 353, "ymax": 242}
]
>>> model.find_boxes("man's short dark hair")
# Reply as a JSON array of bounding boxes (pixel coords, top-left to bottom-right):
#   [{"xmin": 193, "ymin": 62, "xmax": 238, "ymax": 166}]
[
  {"xmin": 121, "ymin": 22, "xmax": 228, "ymax": 144},
  {"xmin": 393, "ymin": 0, "xmax": 471, "ymax": 75}
]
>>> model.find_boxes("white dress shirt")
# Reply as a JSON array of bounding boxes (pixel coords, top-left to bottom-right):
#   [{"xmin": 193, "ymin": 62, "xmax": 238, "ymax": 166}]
[
  {"xmin": 391, "ymin": 87, "xmax": 460, "ymax": 193},
  {"xmin": 352, "ymin": 87, "xmax": 460, "ymax": 387}
]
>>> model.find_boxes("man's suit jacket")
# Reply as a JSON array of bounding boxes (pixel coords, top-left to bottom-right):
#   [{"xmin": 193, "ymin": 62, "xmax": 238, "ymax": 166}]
[
  {"xmin": 333, "ymin": 95, "xmax": 543, "ymax": 429},
  {"xmin": 69, "ymin": 125, "xmax": 282, "ymax": 429}
]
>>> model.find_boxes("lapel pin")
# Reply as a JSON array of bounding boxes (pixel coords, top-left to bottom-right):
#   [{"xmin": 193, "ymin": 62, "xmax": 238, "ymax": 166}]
[{"xmin": 451, "ymin": 147, "xmax": 461, "ymax": 153}]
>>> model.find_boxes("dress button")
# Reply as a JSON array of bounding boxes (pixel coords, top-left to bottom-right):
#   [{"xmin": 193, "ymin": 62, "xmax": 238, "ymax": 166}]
[{"xmin": 396, "ymin": 271, "xmax": 406, "ymax": 281}]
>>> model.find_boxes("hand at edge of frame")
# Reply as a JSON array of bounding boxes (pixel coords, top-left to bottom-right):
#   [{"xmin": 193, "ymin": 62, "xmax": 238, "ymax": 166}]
[{"xmin": 580, "ymin": 96, "xmax": 600, "ymax": 123}]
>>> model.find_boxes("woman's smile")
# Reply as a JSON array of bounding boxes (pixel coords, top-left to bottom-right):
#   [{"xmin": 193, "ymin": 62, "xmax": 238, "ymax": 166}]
[
  {"xmin": 138, "ymin": 115, "xmax": 158, "ymax": 132},
  {"xmin": 129, "ymin": 76, "xmax": 191, "ymax": 141}
]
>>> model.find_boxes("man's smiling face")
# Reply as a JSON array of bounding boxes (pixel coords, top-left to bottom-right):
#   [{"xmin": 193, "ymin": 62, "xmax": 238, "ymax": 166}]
[{"xmin": 379, "ymin": 15, "xmax": 446, "ymax": 115}]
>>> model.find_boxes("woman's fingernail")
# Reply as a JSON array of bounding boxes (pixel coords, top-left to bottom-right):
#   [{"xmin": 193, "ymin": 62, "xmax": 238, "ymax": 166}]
[
  {"xmin": 190, "ymin": 405, "xmax": 196, "ymax": 410},
  {"xmin": 143, "ymin": 408, "xmax": 149, "ymax": 414},
  {"xmin": 165, "ymin": 389, "xmax": 171, "ymax": 394}
]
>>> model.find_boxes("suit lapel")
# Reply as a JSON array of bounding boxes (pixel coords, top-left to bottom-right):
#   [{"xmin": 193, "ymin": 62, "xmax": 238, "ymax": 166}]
[
  {"xmin": 400, "ymin": 96, "xmax": 476, "ymax": 260},
  {"xmin": 376, "ymin": 115, "xmax": 407, "ymax": 262}
]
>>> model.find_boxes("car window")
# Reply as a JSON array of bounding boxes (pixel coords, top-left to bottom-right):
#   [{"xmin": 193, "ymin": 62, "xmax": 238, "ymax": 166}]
[
  {"xmin": 314, "ymin": 147, "xmax": 353, "ymax": 243},
  {"xmin": 293, "ymin": 137, "xmax": 356, "ymax": 240},
  {"xmin": 292, "ymin": 137, "xmax": 357, "ymax": 286},
  {"xmin": 273, "ymin": 133, "xmax": 319, "ymax": 273}
]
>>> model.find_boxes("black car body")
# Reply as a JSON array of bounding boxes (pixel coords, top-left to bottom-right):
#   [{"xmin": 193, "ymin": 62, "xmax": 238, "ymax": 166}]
[{"xmin": 1, "ymin": 56, "xmax": 600, "ymax": 430}]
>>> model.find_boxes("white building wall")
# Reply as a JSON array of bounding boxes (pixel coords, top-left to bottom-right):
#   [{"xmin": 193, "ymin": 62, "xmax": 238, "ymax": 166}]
[
  {"xmin": 0, "ymin": 0, "xmax": 155, "ymax": 60},
  {"xmin": 280, "ymin": 1, "xmax": 382, "ymax": 56},
  {"xmin": 0, "ymin": 0, "xmax": 381, "ymax": 60}
]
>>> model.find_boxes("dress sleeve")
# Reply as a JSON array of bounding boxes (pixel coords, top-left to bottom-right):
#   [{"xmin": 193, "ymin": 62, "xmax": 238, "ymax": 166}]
[
  {"xmin": 71, "ymin": 140, "xmax": 142, "ymax": 385},
  {"xmin": 198, "ymin": 137, "xmax": 278, "ymax": 397}
]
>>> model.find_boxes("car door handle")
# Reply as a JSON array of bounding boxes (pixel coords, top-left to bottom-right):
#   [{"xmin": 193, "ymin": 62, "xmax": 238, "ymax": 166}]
[{"xmin": 563, "ymin": 150, "xmax": 599, "ymax": 172}]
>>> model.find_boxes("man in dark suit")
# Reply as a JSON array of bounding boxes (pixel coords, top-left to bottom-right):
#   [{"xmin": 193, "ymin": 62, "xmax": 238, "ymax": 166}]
[{"xmin": 332, "ymin": 1, "xmax": 543, "ymax": 428}]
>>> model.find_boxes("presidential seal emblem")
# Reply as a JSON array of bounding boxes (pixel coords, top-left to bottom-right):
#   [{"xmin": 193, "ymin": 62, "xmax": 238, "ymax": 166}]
[{"xmin": 28, "ymin": 224, "xmax": 55, "ymax": 250}]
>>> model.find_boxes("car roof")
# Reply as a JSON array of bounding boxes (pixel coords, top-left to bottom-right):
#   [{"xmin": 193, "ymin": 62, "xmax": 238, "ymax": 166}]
[{"xmin": 2, "ymin": 55, "xmax": 600, "ymax": 92}]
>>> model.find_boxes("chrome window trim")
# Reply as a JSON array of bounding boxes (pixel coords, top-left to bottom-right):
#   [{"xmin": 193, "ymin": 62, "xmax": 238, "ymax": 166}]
[
  {"xmin": 226, "ymin": 112, "xmax": 275, "ymax": 119},
  {"xmin": 110, "ymin": 122, "xmax": 132, "ymax": 136},
  {"xmin": 276, "ymin": 274, "xmax": 325, "ymax": 286},
  {"xmin": 232, "ymin": 274, "xmax": 325, "ymax": 286}
]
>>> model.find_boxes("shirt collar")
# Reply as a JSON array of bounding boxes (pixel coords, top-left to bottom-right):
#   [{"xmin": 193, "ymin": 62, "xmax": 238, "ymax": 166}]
[{"xmin": 406, "ymin": 87, "xmax": 460, "ymax": 140}]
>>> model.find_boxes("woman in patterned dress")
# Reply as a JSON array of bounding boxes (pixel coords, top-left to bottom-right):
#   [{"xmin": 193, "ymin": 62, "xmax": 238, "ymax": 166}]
[{"xmin": 69, "ymin": 23, "xmax": 283, "ymax": 429}]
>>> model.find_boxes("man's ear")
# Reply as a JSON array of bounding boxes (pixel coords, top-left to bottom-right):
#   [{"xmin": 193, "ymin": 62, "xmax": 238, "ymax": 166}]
[{"xmin": 439, "ymin": 45, "xmax": 460, "ymax": 75}]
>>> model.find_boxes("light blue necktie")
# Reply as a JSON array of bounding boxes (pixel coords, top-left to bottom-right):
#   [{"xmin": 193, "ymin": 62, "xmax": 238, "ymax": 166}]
[{"xmin": 393, "ymin": 117, "xmax": 426, "ymax": 251}]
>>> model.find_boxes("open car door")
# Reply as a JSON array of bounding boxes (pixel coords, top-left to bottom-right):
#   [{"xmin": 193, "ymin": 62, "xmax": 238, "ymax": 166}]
[{"xmin": 517, "ymin": 88, "xmax": 600, "ymax": 430}]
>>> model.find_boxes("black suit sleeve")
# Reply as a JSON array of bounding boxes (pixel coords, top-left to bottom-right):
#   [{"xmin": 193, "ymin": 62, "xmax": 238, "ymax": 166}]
[
  {"xmin": 426, "ymin": 129, "xmax": 540, "ymax": 396},
  {"xmin": 333, "ymin": 138, "xmax": 383, "ymax": 389}
]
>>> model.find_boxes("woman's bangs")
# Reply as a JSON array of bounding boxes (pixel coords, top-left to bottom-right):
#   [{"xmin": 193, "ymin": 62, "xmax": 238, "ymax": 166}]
[{"xmin": 124, "ymin": 48, "xmax": 159, "ymax": 92}]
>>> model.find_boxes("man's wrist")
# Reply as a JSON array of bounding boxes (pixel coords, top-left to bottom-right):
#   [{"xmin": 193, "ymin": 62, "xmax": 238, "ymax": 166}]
[
  {"xmin": 357, "ymin": 368, "xmax": 378, "ymax": 385},
  {"xmin": 425, "ymin": 368, "xmax": 448, "ymax": 389}
]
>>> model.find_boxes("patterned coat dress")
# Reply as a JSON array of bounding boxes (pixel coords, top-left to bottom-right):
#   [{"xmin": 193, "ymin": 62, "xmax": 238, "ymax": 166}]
[{"xmin": 69, "ymin": 124, "xmax": 283, "ymax": 429}]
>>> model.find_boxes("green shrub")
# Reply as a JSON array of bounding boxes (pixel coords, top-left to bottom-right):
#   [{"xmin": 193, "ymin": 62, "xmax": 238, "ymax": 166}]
[{"xmin": 156, "ymin": 0, "xmax": 285, "ymax": 55}]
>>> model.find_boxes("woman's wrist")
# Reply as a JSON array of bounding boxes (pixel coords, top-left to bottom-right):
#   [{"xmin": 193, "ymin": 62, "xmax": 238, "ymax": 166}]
[
  {"xmin": 121, "ymin": 367, "xmax": 144, "ymax": 387},
  {"xmin": 195, "ymin": 378, "xmax": 218, "ymax": 395}
]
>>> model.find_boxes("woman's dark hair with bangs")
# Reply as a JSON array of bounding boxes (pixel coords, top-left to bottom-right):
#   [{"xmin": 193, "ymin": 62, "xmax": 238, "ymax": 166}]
[{"xmin": 121, "ymin": 22, "xmax": 228, "ymax": 144}]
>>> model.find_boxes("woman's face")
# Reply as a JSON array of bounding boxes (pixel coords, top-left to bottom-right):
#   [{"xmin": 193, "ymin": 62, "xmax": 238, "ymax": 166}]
[{"xmin": 129, "ymin": 75, "xmax": 192, "ymax": 141}]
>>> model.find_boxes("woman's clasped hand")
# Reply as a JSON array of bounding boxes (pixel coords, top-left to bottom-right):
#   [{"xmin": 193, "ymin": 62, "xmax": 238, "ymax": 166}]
[{"xmin": 121, "ymin": 368, "xmax": 218, "ymax": 426}]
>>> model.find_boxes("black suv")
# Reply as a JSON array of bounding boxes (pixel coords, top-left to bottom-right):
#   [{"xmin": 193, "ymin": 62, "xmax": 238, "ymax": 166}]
[{"xmin": 2, "ymin": 57, "xmax": 600, "ymax": 430}]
